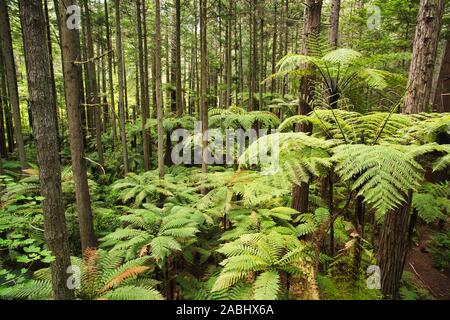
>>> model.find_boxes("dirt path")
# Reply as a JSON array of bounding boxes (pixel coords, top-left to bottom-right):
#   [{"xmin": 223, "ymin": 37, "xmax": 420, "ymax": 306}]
[{"xmin": 405, "ymin": 225, "xmax": 450, "ymax": 300}]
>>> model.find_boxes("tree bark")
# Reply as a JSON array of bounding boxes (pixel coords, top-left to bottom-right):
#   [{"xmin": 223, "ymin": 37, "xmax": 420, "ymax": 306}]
[
  {"xmin": 224, "ymin": 0, "xmax": 233, "ymax": 109},
  {"xmin": 404, "ymin": 0, "xmax": 444, "ymax": 114},
  {"xmin": 174, "ymin": 0, "xmax": 183, "ymax": 116},
  {"xmin": 433, "ymin": 37, "xmax": 450, "ymax": 112},
  {"xmin": 155, "ymin": 0, "xmax": 165, "ymax": 179},
  {"xmin": 377, "ymin": 191, "xmax": 413, "ymax": 299},
  {"xmin": 291, "ymin": 0, "xmax": 323, "ymax": 213},
  {"xmin": 19, "ymin": 0, "xmax": 74, "ymax": 300},
  {"xmin": 0, "ymin": 48, "xmax": 7, "ymax": 158},
  {"xmin": 271, "ymin": 0, "xmax": 278, "ymax": 95},
  {"xmin": 137, "ymin": 0, "xmax": 151, "ymax": 171},
  {"xmin": 0, "ymin": 0, "xmax": 28, "ymax": 169},
  {"xmin": 82, "ymin": 0, "xmax": 104, "ymax": 167},
  {"xmin": 104, "ymin": 0, "xmax": 117, "ymax": 147},
  {"xmin": 114, "ymin": 0, "xmax": 129, "ymax": 174},
  {"xmin": 57, "ymin": 0, "xmax": 97, "ymax": 253},
  {"xmin": 328, "ymin": 0, "xmax": 341, "ymax": 48},
  {"xmin": 200, "ymin": 0, "xmax": 208, "ymax": 175}
]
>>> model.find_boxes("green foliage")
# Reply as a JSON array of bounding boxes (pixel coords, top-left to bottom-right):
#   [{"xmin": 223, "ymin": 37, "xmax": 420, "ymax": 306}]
[
  {"xmin": 428, "ymin": 230, "xmax": 450, "ymax": 270},
  {"xmin": 111, "ymin": 170, "xmax": 197, "ymax": 207},
  {"xmin": 0, "ymin": 249, "xmax": 163, "ymax": 300},
  {"xmin": 212, "ymin": 232, "xmax": 314, "ymax": 300},
  {"xmin": 399, "ymin": 272, "xmax": 435, "ymax": 300},
  {"xmin": 100, "ymin": 204, "xmax": 203, "ymax": 263},
  {"xmin": 333, "ymin": 144, "xmax": 423, "ymax": 216}
]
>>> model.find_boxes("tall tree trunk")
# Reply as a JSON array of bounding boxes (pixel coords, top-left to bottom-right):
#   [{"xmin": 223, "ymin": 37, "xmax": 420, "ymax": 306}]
[
  {"xmin": 433, "ymin": 37, "xmax": 450, "ymax": 112},
  {"xmin": 137, "ymin": 0, "xmax": 151, "ymax": 171},
  {"xmin": 104, "ymin": 0, "xmax": 117, "ymax": 148},
  {"xmin": 0, "ymin": 0, "xmax": 28, "ymax": 169},
  {"xmin": 271, "ymin": 0, "xmax": 278, "ymax": 95},
  {"xmin": 0, "ymin": 49, "xmax": 7, "ymax": 158},
  {"xmin": 0, "ymin": 61, "xmax": 14, "ymax": 154},
  {"xmin": 19, "ymin": 0, "xmax": 74, "ymax": 300},
  {"xmin": 404, "ymin": 0, "xmax": 444, "ymax": 114},
  {"xmin": 248, "ymin": 0, "xmax": 258, "ymax": 111},
  {"xmin": 142, "ymin": 0, "xmax": 152, "ymax": 162},
  {"xmin": 44, "ymin": 0, "xmax": 61, "ymax": 145},
  {"xmin": 258, "ymin": 4, "xmax": 264, "ymax": 112},
  {"xmin": 114, "ymin": 0, "xmax": 129, "ymax": 174},
  {"xmin": 58, "ymin": 0, "xmax": 97, "ymax": 253},
  {"xmin": 200, "ymin": 0, "xmax": 208, "ymax": 175},
  {"xmin": 155, "ymin": 0, "xmax": 165, "ymax": 179},
  {"xmin": 224, "ymin": 0, "xmax": 233, "ymax": 109},
  {"xmin": 82, "ymin": 0, "xmax": 104, "ymax": 167},
  {"xmin": 377, "ymin": 191, "xmax": 413, "ymax": 299},
  {"xmin": 291, "ymin": 0, "xmax": 323, "ymax": 214},
  {"xmin": 328, "ymin": 0, "xmax": 341, "ymax": 48},
  {"xmin": 174, "ymin": 0, "xmax": 183, "ymax": 116}
]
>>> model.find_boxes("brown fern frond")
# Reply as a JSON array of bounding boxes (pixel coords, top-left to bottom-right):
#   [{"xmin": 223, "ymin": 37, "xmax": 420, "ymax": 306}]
[{"xmin": 101, "ymin": 266, "xmax": 150, "ymax": 293}]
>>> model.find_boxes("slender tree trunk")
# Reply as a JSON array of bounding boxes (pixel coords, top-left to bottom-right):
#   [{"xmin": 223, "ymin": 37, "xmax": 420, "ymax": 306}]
[
  {"xmin": 142, "ymin": 0, "xmax": 152, "ymax": 162},
  {"xmin": 137, "ymin": 0, "xmax": 151, "ymax": 171},
  {"xmin": 0, "ymin": 49, "xmax": 7, "ymax": 158},
  {"xmin": 58, "ymin": 0, "xmax": 97, "ymax": 253},
  {"xmin": 83, "ymin": 0, "xmax": 104, "ymax": 167},
  {"xmin": 114, "ymin": 0, "xmax": 129, "ymax": 174},
  {"xmin": 174, "ymin": 0, "xmax": 183, "ymax": 116},
  {"xmin": 224, "ymin": 0, "xmax": 233, "ymax": 109},
  {"xmin": 258, "ymin": 4, "xmax": 264, "ymax": 111},
  {"xmin": 271, "ymin": 0, "xmax": 278, "ymax": 95},
  {"xmin": 0, "ymin": 61, "xmax": 14, "ymax": 154},
  {"xmin": 291, "ymin": 0, "xmax": 323, "ymax": 213},
  {"xmin": 328, "ymin": 0, "xmax": 341, "ymax": 49},
  {"xmin": 155, "ymin": 0, "xmax": 165, "ymax": 179},
  {"xmin": 200, "ymin": 0, "xmax": 208, "ymax": 176},
  {"xmin": 0, "ymin": 0, "xmax": 28, "ymax": 169},
  {"xmin": 19, "ymin": 0, "xmax": 74, "ymax": 300},
  {"xmin": 44, "ymin": 0, "xmax": 61, "ymax": 145},
  {"xmin": 104, "ymin": 0, "xmax": 117, "ymax": 148},
  {"xmin": 433, "ymin": 37, "xmax": 450, "ymax": 112},
  {"xmin": 404, "ymin": 0, "xmax": 444, "ymax": 113}
]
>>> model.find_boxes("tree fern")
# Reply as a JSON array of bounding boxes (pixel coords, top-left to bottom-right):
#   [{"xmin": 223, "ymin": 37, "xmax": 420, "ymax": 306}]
[{"xmin": 332, "ymin": 144, "xmax": 423, "ymax": 215}]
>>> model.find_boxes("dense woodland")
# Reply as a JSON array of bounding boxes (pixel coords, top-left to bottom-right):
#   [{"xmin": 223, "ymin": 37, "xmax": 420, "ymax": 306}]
[{"xmin": 0, "ymin": 0, "xmax": 449, "ymax": 301}]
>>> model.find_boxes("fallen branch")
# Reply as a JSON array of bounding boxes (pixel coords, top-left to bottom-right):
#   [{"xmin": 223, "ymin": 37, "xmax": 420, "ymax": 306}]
[
  {"xmin": 408, "ymin": 262, "xmax": 439, "ymax": 298},
  {"xmin": 74, "ymin": 49, "xmax": 113, "ymax": 65}
]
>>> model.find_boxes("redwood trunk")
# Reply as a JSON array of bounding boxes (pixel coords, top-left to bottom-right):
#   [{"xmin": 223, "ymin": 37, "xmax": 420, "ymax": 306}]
[
  {"xmin": 0, "ymin": 0, "xmax": 28, "ymax": 169},
  {"xmin": 404, "ymin": 0, "xmax": 444, "ymax": 113},
  {"xmin": 433, "ymin": 38, "xmax": 450, "ymax": 112},
  {"xmin": 58, "ymin": 0, "xmax": 97, "ymax": 253},
  {"xmin": 19, "ymin": 0, "xmax": 74, "ymax": 300},
  {"xmin": 377, "ymin": 192, "xmax": 413, "ymax": 299}
]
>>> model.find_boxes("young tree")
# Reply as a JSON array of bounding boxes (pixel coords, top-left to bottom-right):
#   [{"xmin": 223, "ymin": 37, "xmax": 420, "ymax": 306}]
[
  {"xmin": 404, "ymin": 0, "xmax": 444, "ymax": 114},
  {"xmin": 0, "ymin": 0, "xmax": 27, "ymax": 169},
  {"xmin": 18, "ymin": 0, "xmax": 74, "ymax": 300},
  {"xmin": 57, "ymin": 0, "xmax": 97, "ymax": 253}
]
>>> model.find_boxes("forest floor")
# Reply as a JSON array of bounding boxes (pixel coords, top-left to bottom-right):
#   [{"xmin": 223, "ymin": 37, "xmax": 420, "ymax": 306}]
[{"xmin": 405, "ymin": 224, "xmax": 450, "ymax": 300}]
